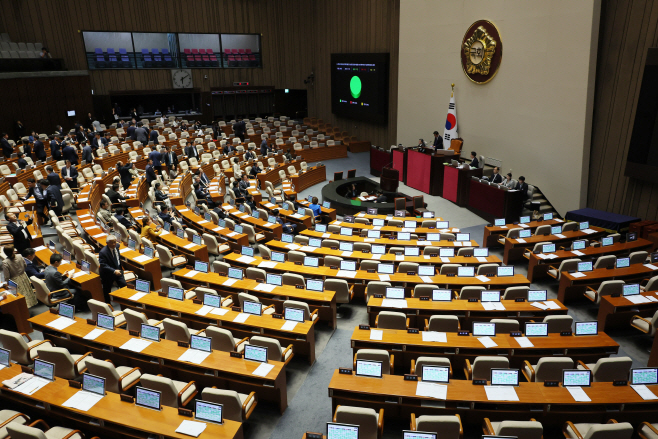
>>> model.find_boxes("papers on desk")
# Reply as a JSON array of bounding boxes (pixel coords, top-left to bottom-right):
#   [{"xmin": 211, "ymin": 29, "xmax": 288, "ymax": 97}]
[
  {"xmin": 571, "ymin": 272, "xmax": 586, "ymax": 278},
  {"xmin": 263, "ymin": 222, "xmax": 274, "ymax": 228},
  {"xmin": 254, "ymin": 283, "xmax": 276, "ymax": 293},
  {"xmin": 416, "ymin": 381, "xmax": 447, "ymax": 400},
  {"xmin": 178, "ymin": 348, "xmax": 211, "ymax": 365},
  {"xmin": 378, "ymin": 274, "xmax": 390, "ymax": 281},
  {"xmin": 631, "ymin": 384, "xmax": 658, "ymax": 400},
  {"xmin": 476, "ymin": 257, "xmax": 488, "ymax": 263},
  {"xmin": 212, "ymin": 227, "xmax": 224, "ymax": 232},
  {"xmin": 538, "ymin": 253, "xmax": 559, "ymax": 259},
  {"xmin": 14, "ymin": 376, "xmax": 51, "ymax": 395},
  {"xmin": 62, "ymin": 390, "xmax": 104, "ymax": 411},
  {"xmin": 72, "ymin": 271, "xmax": 87, "ymax": 279},
  {"xmin": 475, "ymin": 275, "xmax": 490, "ymax": 283},
  {"xmin": 83, "ymin": 328, "xmax": 106, "ymax": 340},
  {"xmin": 233, "ymin": 313, "xmax": 249, "ymax": 323},
  {"xmin": 482, "ymin": 302, "xmax": 505, "ymax": 311},
  {"xmin": 183, "ymin": 243, "xmax": 197, "ymax": 249},
  {"xmin": 417, "ymin": 240, "xmax": 432, "ymax": 245},
  {"xmin": 337, "ymin": 270, "xmax": 357, "ymax": 278},
  {"xmin": 179, "ymin": 208, "xmax": 190, "ymax": 212},
  {"xmin": 133, "ymin": 255, "xmax": 152, "ymax": 263},
  {"xmin": 322, "ymin": 233, "xmax": 331, "ymax": 238},
  {"xmin": 453, "ymin": 242, "xmax": 463, "ymax": 247},
  {"xmin": 92, "ymin": 233, "xmax": 106, "ymax": 239},
  {"xmin": 80, "ymin": 219, "xmax": 94, "ymax": 224},
  {"xmin": 373, "ymin": 226, "xmax": 382, "ymax": 230},
  {"xmin": 281, "ymin": 320, "xmax": 298, "ymax": 331},
  {"xmin": 516, "ymin": 238, "xmax": 526, "ymax": 243},
  {"xmin": 381, "ymin": 299, "xmax": 408, "ymax": 309},
  {"xmin": 46, "ymin": 316, "xmax": 76, "ymax": 330},
  {"xmin": 252, "ymin": 363, "xmax": 274, "ymax": 377},
  {"xmin": 422, "ymin": 331, "xmax": 447, "ymax": 343},
  {"xmin": 120, "ymin": 338, "xmax": 152, "ymax": 352},
  {"xmin": 198, "ymin": 220, "xmax": 209, "ymax": 224},
  {"xmin": 223, "ymin": 278, "xmax": 238, "ymax": 287},
  {"xmin": 3, "ymin": 373, "xmax": 33, "ymax": 389},
  {"xmin": 332, "ymin": 221, "xmax": 342, "ymax": 225},
  {"xmin": 581, "ymin": 228, "xmax": 596, "ymax": 234},
  {"xmin": 237, "ymin": 255, "xmax": 256, "ymax": 264},
  {"xmin": 341, "ymin": 251, "xmax": 353, "ymax": 257},
  {"xmin": 485, "ymin": 386, "xmax": 519, "ymax": 401},
  {"xmin": 401, "ymin": 227, "xmax": 414, "ymax": 233},
  {"xmin": 420, "ymin": 276, "xmax": 434, "ymax": 283},
  {"xmin": 227, "ymin": 232, "xmax": 238, "ymax": 237},
  {"xmin": 571, "ymin": 250, "xmax": 585, "ymax": 256},
  {"xmin": 33, "ymin": 245, "xmax": 47, "ymax": 252},
  {"xmin": 649, "ymin": 296, "xmax": 658, "ymax": 302},
  {"xmin": 291, "ymin": 213, "xmax": 303, "ymax": 218},
  {"xmin": 567, "ymin": 386, "xmax": 591, "ymax": 402},
  {"xmin": 644, "ymin": 264, "xmax": 658, "ymax": 270},
  {"xmin": 544, "ymin": 301, "xmax": 560, "ymax": 309},
  {"xmin": 514, "ymin": 336, "xmax": 534, "ymax": 348},
  {"xmin": 372, "ymin": 254, "xmax": 382, "ymax": 260},
  {"xmin": 499, "ymin": 225, "xmax": 508, "ymax": 229},
  {"xmin": 176, "ymin": 420, "xmax": 207, "ymax": 438},
  {"xmin": 210, "ymin": 307, "xmax": 229, "ymax": 316},
  {"xmin": 78, "ymin": 198, "xmax": 88, "ymax": 202},
  {"xmin": 119, "ymin": 247, "xmax": 131, "ymax": 254},
  {"xmin": 395, "ymin": 255, "xmax": 404, "ymax": 261},
  {"xmin": 370, "ymin": 329, "xmax": 383, "ymax": 340},
  {"xmin": 258, "ymin": 261, "xmax": 278, "ymax": 269},
  {"xmin": 440, "ymin": 257, "xmax": 450, "ymax": 263},
  {"xmin": 478, "ymin": 337, "xmax": 498, "ymax": 348},
  {"xmin": 129, "ymin": 292, "xmax": 148, "ymax": 301},
  {"xmin": 626, "ymin": 295, "xmax": 651, "ymax": 304},
  {"xmin": 518, "ymin": 223, "xmax": 529, "ymax": 228},
  {"xmin": 285, "ymin": 244, "xmax": 301, "ymax": 250},
  {"xmin": 184, "ymin": 270, "xmax": 199, "ymax": 278},
  {"xmin": 298, "ymin": 246, "xmax": 316, "ymax": 253},
  {"xmin": 264, "ymin": 203, "xmax": 275, "ymax": 208},
  {"xmin": 364, "ymin": 238, "xmax": 375, "ymax": 242},
  {"xmin": 195, "ymin": 305, "xmax": 213, "ymax": 316},
  {"xmin": 553, "ymin": 233, "xmax": 566, "ymax": 239}
]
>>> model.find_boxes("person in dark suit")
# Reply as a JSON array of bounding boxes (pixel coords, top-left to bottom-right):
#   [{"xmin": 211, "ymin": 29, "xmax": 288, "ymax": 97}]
[
  {"xmin": 375, "ymin": 191, "xmax": 387, "ymax": 203},
  {"xmin": 194, "ymin": 182, "xmax": 215, "ymax": 207},
  {"xmin": 238, "ymin": 174, "xmax": 250, "ymax": 194},
  {"xmin": 45, "ymin": 253, "xmax": 81, "ymax": 303},
  {"xmin": 185, "ymin": 143, "xmax": 199, "ymax": 160},
  {"xmin": 469, "ymin": 151, "xmax": 479, "ymax": 168},
  {"xmin": 42, "ymin": 179, "xmax": 64, "ymax": 217},
  {"xmin": 283, "ymin": 148, "xmax": 294, "ymax": 162},
  {"xmin": 489, "ymin": 166, "xmax": 503, "ymax": 184},
  {"xmin": 98, "ymin": 235, "xmax": 127, "ymax": 302},
  {"xmin": 5, "ymin": 212, "xmax": 33, "ymax": 254},
  {"xmin": 34, "ymin": 137, "xmax": 47, "ymax": 161},
  {"xmin": 515, "ymin": 176, "xmax": 529, "ymax": 201},
  {"xmin": 224, "ymin": 142, "xmax": 236, "ymax": 155},
  {"xmin": 55, "ymin": 125, "xmax": 64, "ymax": 136},
  {"xmin": 244, "ymin": 149, "xmax": 256, "ymax": 161},
  {"xmin": 126, "ymin": 122, "xmax": 136, "ymax": 141},
  {"xmin": 21, "ymin": 140, "xmax": 33, "ymax": 161},
  {"xmin": 232, "ymin": 120, "xmax": 246, "ymax": 142},
  {"xmin": 148, "ymin": 148, "xmax": 162, "ymax": 174},
  {"xmin": 153, "ymin": 182, "xmax": 168, "ymax": 208},
  {"xmin": 86, "ymin": 113, "xmax": 94, "ymax": 130},
  {"xmin": 149, "ymin": 129, "xmax": 159, "ymax": 145},
  {"xmin": 50, "ymin": 136, "xmax": 62, "ymax": 160},
  {"xmin": 45, "ymin": 166, "xmax": 61, "ymax": 187},
  {"xmin": 92, "ymin": 132, "xmax": 106, "ymax": 150},
  {"xmin": 158, "ymin": 205, "xmax": 174, "ymax": 225},
  {"xmin": 197, "ymin": 168, "xmax": 210, "ymax": 188},
  {"xmin": 116, "ymin": 161, "xmax": 133, "ymax": 190},
  {"xmin": 135, "ymin": 123, "xmax": 149, "ymax": 144},
  {"xmin": 75, "ymin": 126, "xmax": 86, "ymax": 144},
  {"xmin": 106, "ymin": 182, "xmax": 127, "ymax": 206},
  {"xmin": 162, "ymin": 146, "xmax": 178, "ymax": 172},
  {"xmin": 16, "ymin": 153, "xmax": 28, "ymax": 170},
  {"xmin": 114, "ymin": 208, "xmax": 133, "ymax": 229},
  {"xmin": 145, "ymin": 159, "xmax": 157, "ymax": 186},
  {"xmin": 61, "ymin": 160, "xmax": 78, "ymax": 189},
  {"xmin": 26, "ymin": 178, "xmax": 49, "ymax": 224},
  {"xmin": 62, "ymin": 143, "xmax": 78, "ymax": 165},
  {"xmin": 0, "ymin": 133, "xmax": 12, "ymax": 158},
  {"xmin": 249, "ymin": 162, "xmax": 262, "ymax": 177},
  {"xmin": 260, "ymin": 138, "xmax": 269, "ymax": 157},
  {"xmin": 345, "ymin": 183, "xmax": 358, "ymax": 198},
  {"xmin": 23, "ymin": 248, "xmax": 45, "ymax": 279},
  {"xmin": 81, "ymin": 143, "xmax": 93, "ymax": 164},
  {"xmin": 432, "ymin": 131, "xmax": 442, "ymax": 149}
]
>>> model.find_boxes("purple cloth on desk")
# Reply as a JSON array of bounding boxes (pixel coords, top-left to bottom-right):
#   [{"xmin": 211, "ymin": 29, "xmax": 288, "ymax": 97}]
[{"xmin": 565, "ymin": 208, "xmax": 640, "ymax": 232}]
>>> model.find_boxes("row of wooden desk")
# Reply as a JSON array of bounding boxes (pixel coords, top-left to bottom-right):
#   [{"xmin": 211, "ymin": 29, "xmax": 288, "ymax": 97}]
[
  {"xmin": 502, "ymin": 226, "xmax": 607, "ymax": 264},
  {"xmin": 299, "ymin": 230, "xmax": 479, "ymax": 249},
  {"xmin": 289, "ymin": 165, "xmax": 327, "ymax": 192}
]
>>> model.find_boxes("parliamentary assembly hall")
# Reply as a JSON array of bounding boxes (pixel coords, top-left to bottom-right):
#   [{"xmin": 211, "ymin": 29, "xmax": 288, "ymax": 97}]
[{"xmin": 0, "ymin": 0, "xmax": 658, "ymax": 438}]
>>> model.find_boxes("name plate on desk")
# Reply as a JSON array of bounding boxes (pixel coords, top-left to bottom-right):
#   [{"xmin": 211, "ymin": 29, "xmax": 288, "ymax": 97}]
[
  {"xmin": 120, "ymin": 394, "xmax": 135, "ymax": 403},
  {"xmin": 86, "ymin": 318, "xmax": 96, "ymax": 325},
  {"xmin": 407, "ymin": 328, "xmax": 419, "ymax": 334},
  {"xmin": 419, "ymin": 296, "xmax": 430, "ymax": 301},
  {"xmin": 515, "ymin": 298, "xmax": 526, "ymax": 302},
  {"xmin": 510, "ymin": 331, "xmax": 522, "ymax": 337},
  {"xmin": 544, "ymin": 381, "xmax": 559, "ymax": 387},
  {"xmin": 613, "ymin": 380, "xmax": 628, "ymax": 386},
  {"xmin": 294, "ymin": 261, "xmax": 302, "ymax": 265},
  {"xmin": 230, "ymin": 351, "xmax": 243, "ymax": 358},
  {"xmin": 361, "ymin": 250, "xmax": 370, "ymax": 254},
  {"xmin": 232, "ymin": 306, "xmax": 241, "ymax": 312},
  {"xmin": 129, "ymin": 330, "xmax": 139, "ymax": 337},
  {"xmin": 158, "ymin": 291, "xmax": 167, "ymax": 297},
  {"xmin": 177, "ymin": 341, "xmax": 189, "ymax": 348},
  {"xmin": 192, "ymin": 298, "xmax": 202, "ymax": 305},
  {"xmin": 473, "ymin": 379, "xmax": 487, "ymax": 385},
  {"xmin": 68, "ymin": 380, "xmax": 82, "ymax": 389},
  {"xmin": 367, "ymin": 269, "xmax": 376, "ymax": 273},
  {"xmin": 447, "ymin": 273, "xmax": 455, "ymax": 277},
  {"xmin": 295, "ymin": 285, "xmax": 304, "ymax": 289},
  {"xmin": 272, "ymin": 313, "xmax": 283, "ymax": 319},
  {"xmin": 178, "ymin": 408, "xmax": 193, "ymax": 417},
  {"xmin": 374, "ymin": 294, "xmax": 384, "ymax": 298},
  {"xmin": 339, "ymin": 368, "xmax": 353, "ymax": 375},
  {"xmin": 468, "ymin": 298, "xmax": 478, "ymax": 302},
  {"xmin": 561, "ymin": 331, "xmax": 573, "ymax": 336},
  {"xmin": 430, "ymin": 254, "xmax": 438, "ymax": 258},
  {"xmin": 49, "ymin": 308, "xmax": 58, "ymax": 314},
  {"xmin": 306, "ymin": 433, "xmax": 323, "ymax": 439},
  {"xmin": 404, "ymin": 374, "xmax": 419, "ymax": 381},
  {"xmin": 458, "ymin": 330, "xmax": 470, "ymax": 336},
  {"xmin": 407, "ymin": 271, "xmax": 416, "ymax": 275},
  {"xmin": 359, "ymin": 325, "xmax": 370, "ymax": 330}
]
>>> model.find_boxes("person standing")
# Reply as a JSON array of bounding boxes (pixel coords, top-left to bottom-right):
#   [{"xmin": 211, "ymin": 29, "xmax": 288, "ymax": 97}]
[
  {"xmin": 116, "ymin": 160, "xmax": 133, "ymax": 191},
  {"xmin": 135, "ymin": 123, "xmax": 149, "ymax": 144},
  {"xmin": 162, "ymin": 146, "xmax": 178, "ymax": 174},
  {"xmin": 5, "ymin": 213, "xmax": 33, "ymax": 254},
  {"xmin": 61, "ymin": 160, "xmax": 78, "ymax": 189},
  {"xmin": 33, "ymin": 137, "xmax": 46, "ymax": 161},
  {"xmin": 46, "ymin": 166, "xmax": 61, "ymax": 187},
  {"xmin": 1, "ymin": 133, "xmax": 13, "ymax": 158},
  {"xmin": 62, "ymin": 142, "xmax": 78, "ymax": 166},
  {"xmin": 145, "ymin": 158, "xmax": 157, "ymax": 185},
  {"xmin": 81, "ymin": 142, "xmax": 93, "ymax": 164},
  {"xmin": 2, "ymin": 246, "xmax": 37, "ymax": 308},
  {"xmin": 42, "ymin": 179, "xmax": 64, "ymax": 217},
  {"xmin": 98, "ymin": 235, "xmax": 127, "ymax": 302},
  {"xmin": 432, "ymin": 131, "xmax": 442, "ymax": 149},
  {"xmin": 149, "ymin": 147, "xmax": 162, "ymax": 174}
]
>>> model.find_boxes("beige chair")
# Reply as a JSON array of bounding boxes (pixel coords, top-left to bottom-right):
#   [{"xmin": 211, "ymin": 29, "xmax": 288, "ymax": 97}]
[
  {"xmin": 286, "ymin": 250, "xmax": 305, "ymax": 264},
  {"xmin": 7, "ymin": 421, "xmax": 85, "ymax": 439},
  {"xmin": 502, "ymin": 286, "xmax": 529, "ymax": 300},
  {"xmin": 0, "ymin": 330, "xmax": 52, "ymax": 365},
  {"xmin": 543, "ymin": 315, "xmax": 574, "ymax": 333},
  {"xmin": 523, "ymin": 357, "xmax": 574, "ymax": 382},
  {"xmin": 193, "ymin": 287, "xmax": 233, "ymax": 307},
  {"xmin": 638, "ymin": 422, "xmax": 658, "ymax": 439},
  {"xmin": 576, "ymin": 356, "xmax": 632, "ymax": 382},
  {"xmin": 139, "ymin": 374, "xmax": 197, "ymax": 408},
  {"xmin": 563, "ymin": 420, "xmax": 633, "ymax": 439},
  {"xmin": 283, "ymin": 300, "xmax": 318, "ymax": 322},
  {"xmin": 425, "ymin": 315, "xmax": 460, "ymax": 332},
  {"xmin": 87, "ymin": 299, "xmax": 125, "ymax": 327},
  {"xmin": 0, "ymin": 410, "xmax": 30, "ymax": 439},
  {"xmin": 30, "ymin": 276, "xmax": 72, "ymax": 306},
  {"xmin": 498, "ymin": 228, "xmax": 522, "ymax": 244},
  {"xmin": 324, "ymin": 279, "xmax": 355, "ymax": 304},
  {"xmin": 366, "ymin": 281, "xmax": 391, "ymax": 302},
  {"xmin": 205, "ymin": 326, "xmax": 247, "ymax": 353},
  {"xmin": 162, "ymin": 318, "xmax": 204, "ymax": 343},
  {"xmin": 641, "ymin": 275, "xmax": 658, "ymax": 292},
  {"xmin": 547, "ymin": 258, "xmax": 582, "ymax": 280},
  {"xmin": 594, "ymin": 255, "xmax": 617, "ymax": 269},
  {"xmin": 409, "ymin": 414, "xmax": 462, "ymax": 439},
  {"xmin": 411, "ymin": 356, "xmax": 453, "ymax": 378},
  {"xmin": 375, "ymin": 311, "xmax": 408, "ymax": 329},
  {"xmin": 84, "ymin": 358, "xmax": 141, "ymax": 393},
  {"xmin": 584, "ymin": 280, "xmax": 625, "ymax": 304},
  {"xmin": 631, "ymin": 310, "xmax": 658, "ymax": 336},
  {"xmin": 476, "ymin": 263, "xmax": 499, "ymax": 276},
  {"xmin": 156, "ymin": 245, "xmax": 187, "ymax": 269},
  {"xmin": 458, "ymin": 286, "xmax": 485, "ymax": 300},
  {"xmin": 203, "ymin": 233, "xmax": 230, "ymax": 256},
  {"xmin": 464, "ymin": 356, "xmax": 510, "ymax": 380},
  {"xmin": 333, "ymin": 406, "xmax": 384, "ymax": 439},
  {"xmin": 123, "ymin": 308, "xmax": 164, "ymax": 333},
  {"xmin": 413, "ymin": 284, "xmax": 440, "ymax": 298},
  {"xmin": 249, "ymin": 336, "xmax": 293, "ymax": 363},
  {"xmin": 562, "ymin": 222, "xmax": 579, "ymax": 232},
  {"xmin": 282, "ymin": 273, "xmax": 306, "ymax": 287},
  {"xmin": 354, "ymin": 349, "xmax": 393, "ymax": 375},
  {"xmin": 490, "ymin": 318, "xmax": 519, "ymax": 332},
  {"xmin": 398, "ymin": 262, "xmax": 419, "ymax": 273},
  {"xmin": 161, "ymin": 278, "xmax": 194, "ymax": 300},
  {"xmin": 630, "ymin": 251, "xmax": 649, "ymax": 265},
  {"xmin": 483, "ymin": 418, "xmax": 543, "ymax": 439},
  {"xmin": 37, "ymin": 347, "xmax": 92, "ymax": 380},
  {"xmin": 201, "ymin": 388, "xmax": 257, "ymax": 422}
]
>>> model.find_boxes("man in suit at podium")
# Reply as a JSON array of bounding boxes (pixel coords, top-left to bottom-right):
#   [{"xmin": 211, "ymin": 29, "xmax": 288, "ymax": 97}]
[
  {"xmin": 488, "ymin": 167, "xmax": 503, "ymax": 184},
  {"xmin": 515, "ymin": 176, "xmax": 529, "ymax": 201},
  {"xmin": 432, "ymin": 131, "xmax": 442, "ymax": 149},
  {"xmin": 469, "ymin": 151, "xmax": 479, "ymax": 168}
]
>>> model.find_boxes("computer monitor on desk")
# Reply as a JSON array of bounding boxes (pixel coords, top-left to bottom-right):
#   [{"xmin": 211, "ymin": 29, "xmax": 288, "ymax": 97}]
[{"xmin": 327, "ymin": 423, "xmax": 359, "ymax": 439}]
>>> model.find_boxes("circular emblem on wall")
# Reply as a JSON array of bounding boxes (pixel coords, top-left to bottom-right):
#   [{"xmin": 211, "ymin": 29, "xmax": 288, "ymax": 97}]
[{"xmin": 461, "ymin": 20, "xmax": 503, "ymax": 84}]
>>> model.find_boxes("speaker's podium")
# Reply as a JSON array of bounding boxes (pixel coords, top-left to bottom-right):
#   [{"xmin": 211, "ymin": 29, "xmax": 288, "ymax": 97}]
[
  {"xmin": 380, "ymin": 167, "xmax": 399, "ymax": 192},
  {"xmin": 443, "ymin": 164, "xmax": 483, "ymax": 206}
]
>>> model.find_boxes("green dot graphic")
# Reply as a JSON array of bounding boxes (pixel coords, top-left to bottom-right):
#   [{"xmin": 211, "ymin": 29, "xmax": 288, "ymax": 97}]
[{"xmin": 350, "ymin": 76, "xmax": 362, "ymax": 99}]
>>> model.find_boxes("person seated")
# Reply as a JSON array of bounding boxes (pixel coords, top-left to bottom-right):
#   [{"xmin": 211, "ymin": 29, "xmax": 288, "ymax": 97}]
[
  {"xmin": 375, "ymin": 191, "xmax": 387, "ymax": 203},
  {"xmin": 273, "ymin": 208, "xmax": 296, "ymax": 235},
  {"xmin": 250, "ymin": 162, "xmax": 262, "ymax": 177},
  {"xmin": 16, "ymin": 153, "xmax": 28, "ymax": 170},
  {"xmin": 417, "ymin": 138, "xmax": 427, "ymax": 152},
  {"xmin": 487, "ymin": 166, "xmax": 503, "ymax": 184},
  {"xmin": 154, "ymin": 182, "xmax": 168, "ymax": 208},
  {"xmin": 503, "ymin": 172, "xmax": 515, "ymax": 188},
  {"xmin": 97, "ymin": 200, "xmax": 112, "ymax": 224},
  {"xmin": 244, "ymin": 149, "xmax": 256, "ymax": 161},
  {"xmin": 231, "ymin": 180, "xmax": 245, "ymax": 202},
  {"xmin": 106, "ymin": 182, "xmax": 128, "ymax": 207},
  {"xmin": 309, "ymin": 196, "xmax": 322, "ymax": 220},
  {"xmin": 114, "ymin": 208, "xmax": 133, "ymax": 229},
  {"xmin": 244, "ymin": 194, "xmax": 257, "ymax": 212},
  {"xmin": 140, "ymin": 216, "xmax": 162, "ymax": 240},
  {"xmin": 469, "ymin": 151, "xmax": 479, "ymax": 168},
  {"xmin": 158, "ymin": 205, "xmax": 175, "ymax": 225},
  {"xmin": 345, "ymin": 183, "xmax": 358, "ymax": 198}
]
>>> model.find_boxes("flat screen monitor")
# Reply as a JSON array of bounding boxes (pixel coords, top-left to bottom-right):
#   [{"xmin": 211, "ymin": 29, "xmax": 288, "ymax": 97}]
[
  {"xmin": 631, "ymin": 368, "xmax": 658, "ymax": 385},
  {"xmin": 340, "ymin": 227, "xmax": 353, "ymax": 236},
  {"xmin": 367, "ymin": 230, "xmax": 380, "ymax": 239},
  {"xmin": 339, "ymin": 242, "xmax": 354, "ymax": 252},
  {"xmin": 135, "ymin": 279, "xmax": 150, "ymax": 293},
  {"xmin": 494, "ymin": 219, "xmax": 506, "ymax": 226},
  {"xmin": 323, "ymin": 201, "xmax": 331, "ymax": 209},
  {"xmin": 543, "ymin": 244, "xmax": 556, "ymax": 253},
  {"xmin": 340, "ymin": 260, "xmax": 356, "ymax": 271},
  {"xmin": 577, "ymin": 261, "xmax": 593, "ymax": 272},
  {"xmin": 266, "ymin": 273, "xmax": 282, "ymax": 286},
  {"xmin": 62, "ymin": 249, "xmax": 71, "ymax": 262},
  {"xmin": 385, "ymin": 287, "xmax": 405, "ymax": 299},
  {"xmin": 241, "ymin": 246, "xmax": 254, "ymax": 257},
  {"xmin": 315, "ymin": 224, "xmax": 327, "ymax": 233},
  {"xmin": 136, "ymin": 386, "xmax": 162, "ymax": 410},
  {"xmin": 141, "ymin": 323, "xmax": 160, "ymax": 342},
  {"xmin": 563, "ymin": 369, "xmax": 591, "ymax": 387},
  {"xmin": 304, "ymin": 256, "xmax": 319, "ymax": 267},
  {"xmin": 251, "ymin": 211, "xmax": 260, "ymax": 219},
  {"xmin": 327, "ymin": 423, "xmax": 359, "ymax": 439},
  {"xmin": 143, "ymin": 246, "xmax": 154, "ymax": 258},
  {"xmin": 203, "ymin": 294, "xmax": 221, "ymax": 308},
  {"xmin": 579, "ymin": 221, "xmax": 589, "ymax": 230},
  {"xmin": 307, "ymin": 279, "xmax": 324, "ymax": 292},
  {"xmin": 367, "ymin": 208, "xmax": 378, "ymax": 215},
  {"xmin": 0, "ymin": 347, "xmax": 10, "ymax": 367},
  {"xmin": 81, "ymin": 260, "xmax": 91, "ymax": 272},
  {"xmin": 307, "ymin": 238, "xmax": 321, "ymax": 248},
  {"xmin": 544, "ymin": 213, "xmax": 553, "ymax": 220},
  {"xmin": 490, "ymin": 369, "xmax": 519, "ymax": 386},
  {"xmin": 473, "ymin": 248, "xmax": 489, "ymax": 257},
  {"xmin": 190, "ymin": 334, "xmax": 212, "ymax": 352},
  {"xmin": 432, "ymin": 289, "xmax": 452, "ymax": 301},
  {"xmin": 373, "ymin": 219, "xmax": 385, "ymax": 227},
  {"xmin": 97, "ymin": 313, "xmax": 115, "ymax": 331},
  {"xmin": 192, "ymin": 234, "xmax": 202, "ymax": 245},
  {"xmin": 239, "ymin": 204, "xmax": 246, "ymax": 213},
  {"xmin": 281, "ymin": 233, "xmax": 293, "ymax": 243},
  {"xmin": 371, "ymin": 244, "xmax": 386, "ymax": 254},
  {"xmin": 616, "ymin": 257, "xmax": 630, "ymax": 268},
  {"xmin": 427, "ymin": 233, "xmax": 441, "ymax": 241},
  {"xmin": 218, "ymin": 219, "xmax": 226, "ymax": 228},
  {"xmin": 268, "ymin": 215, "xmax": 277, "ymax": 224},
  {"xmin": 524, "ymin": 322, "xmax": 548, "ymax": 337},
  {"xmin": 228, "ymin": 267, "xmax": 243, "ymax": 279},
  {"xmin": 601, "ymin": 237, "xmax": 614, "ymax": 246},
  {"xmin": 572, "ymin": 240, "xmax": 587, "ymax": 250},
  {"xmin": 403, "ymin": 432, "xmax": 437, "ymax": 439},
  {"xmin": 652, "ymin": 252, "xmax": 658, "ymax": 263},
  {"xmin": 297, "ymin": 207, "xmax": 306, "ymax": 216},
  {"xmin": 422, "ymin": 211, "xmax": 434, "ymax": 218},
  {"xmin": 168, "ymin": 287, "xmax": 184, "ymax": 301},
  {"xmin": 527, "ymin": 290, "xmax": 547, "ymax": 302},
  {"xmin": 67, "ymin": 110, "xmax": 76, "ymax": 117},
  {"xmin": 405, "ymin": 247, "xmax": 420, "ymax": 256},
  {"xmin": 394, "ymin": 210, "xmax": 406, "ymax": 217},
  {"xmin": 59, "ymin": 303, "xmax": 75, "ymax": 319},
  {"xmin": 244, "ymin": 344, "xmax": 268, "ymax": 363},
  {"xmin": 623, "ymin": 284, "xmax": 640, "ymax": 296},
  {"xmin": 550, "ymin": 226, "xmax": 562, "ymax": 235},
  {"xmin": 194, "ymin": 261, "xmax": 209, "ymax": 273},
  {"xmin": 177, "ymin": 228, "xmax": 185, "ymax": 238},
  {"xmin": 34, "ymin": 359, "xmax": 55, "ymax": 381},
  {"xmin": 456, "ymin": 233, "xmax": 469, "ymax": 242},
  {"xmin": 195, "ymin": 400, "xmax": 223, "ymax": 424},
  {"xmin": 82, "ymin": 373, "xmax": 105, "ymax": 395},
  {"xmin": 436, "ymin": 221, "xmax": 449, "ymax": 229},
  {"xmin": 497, "ymin": 266, "xmax": 514, "ymax": 277},
  {"xmin": 457, "ymin": 266, "xmax": 474, "ymax": 277},
  {"xmin": 473, "ymin": 322, "xmax": 496, "ymax": 336},
  {"xmin": 204, "ymin": 212, "xmax": 212, "ymax": 222},
  {"xmin": 397, "ymin": 232, "xmax": 411, "ymax": 240},
  {"xmin": 481, "ymin": 290, "xmax": 501, "ymax": 302},
  {"xmin": 243, "ymin": 300, "xmax": 262, "ymax": 316},
  {"xmin": 128, "ymin": 239, "xmax": 137, "ymax": 251},
  {"xmin": 404, "ymin": 220, "xmax": 416, "ymax": 228},
  {"xmin": 163, "ymin": 222, "xmax": 171, "ymax": 232},
  {"xmin": 284, "ymin": 307, "xmax": 305, "ymax": 323},
  {"xmin": 418, "ymin": 265, "xmax": 434, "ymax": 276},
  {"xmin": 377, "ymin": 263, "xmax": 394, "ymax": 274},
  {"xmin": 355, "ymin": 359, "xmax": 383, "ymax": 378},
  {"xmin": 575, "ymin": 321, "xmax": 598, "ymax": 336},
  {"xmin": 519, "ymin": 216, "xmax": 530, "ymax": 224},
  {"xmin": 439, "ymin": 248, "xmax": 455, "ymax": 257},
  {"xmin": 271, "ymin": 251, "xmax": 285, "ymax": 262},
  {"xmin": 421, "ymin": 365, "xmax": 450, "ymax": 383},
  {"xmin": 518, "ymin": 229, "xmax": 532, "ymax": 238}
]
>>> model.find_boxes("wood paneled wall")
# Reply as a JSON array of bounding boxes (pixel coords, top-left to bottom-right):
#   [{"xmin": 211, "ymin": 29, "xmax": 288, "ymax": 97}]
[{"xmin": 588, "ymin": 0, "xmax": 658, "ymax": 220}]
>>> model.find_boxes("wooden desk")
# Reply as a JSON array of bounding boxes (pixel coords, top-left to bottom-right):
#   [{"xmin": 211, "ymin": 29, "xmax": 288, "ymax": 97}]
[
  {"xmin": 350, "ymin": 327, "xmax": 618, "ymax": 373},
  {"xmin": 467, "ymin": 179, "xmax": 524, "ymax": 224},
  {"xmin": 257, "ymin": 160, "xmax": 301, "ymax": 188},
  {"xmin": 111, "ymin": 287, "xmax": 317, "ymax": 364},
  {"xmin": 0, "ymin": 290, "xmax": 30, "ymax": 333},
  {"xmin": 353, "ymin": 212, "xmax": 438, "ymax": 225},
  {"xmin": 366, "ymin": 297, "xmax": 568, "ymax": 328},
  {"xmin": 300, "ymin": 230, "xmax": 479, "ymax": 249},
  {"xmin": 297, "ymin": 199, "xmax": 336, "ymax": 221},
  {"xmin": 219, "ymin": 204, "xmax": 282, "ymax": 241},
  {"xmin": 0, "ymin": 364, "xmax": 244, "ymax": 439},
  {"xmin": 442, "ymin": 165, "xmax": 483, "ymax": 206},
  {"xmin": 258, "ymin": 202, "xmax": 313, "ymax": 231},
  {"xmin": 527, "ymin": 239, "xmax": 654, "ymax": 282},
  {"xmin": 299, "ymin": 144, "xmax": 347, "ymax": 162},
  {"xmin": 327, "ymin": 370, "xmax": 658, "ymax": 425},
  {"xmin": 558, "ymin": 264, "xmax": 658, "ymax": 304},
  {"xmin": 29, "ymin": 311, "xmax": 289, "ymax": 413},
  {"xmin": 326, "ymin": 219, "xmax": 456, "ymax": 237},
  {"xmin": 172, "ymin": 268, "xmax": 338, "ymax": 329},
  {"xmin": 598, "ymin": 290, "xmax": 658, "ymax": 330},
  {"xmin": 290, "ymin": 165, "xmax": 327, "ymax": 192},
  {"xmin": 503, "ymin": 227, "xmax": 606, "ymax": 264},
  {"xmin": 483, "ymin": 219, "xmax": 567, "ymax": 247}
]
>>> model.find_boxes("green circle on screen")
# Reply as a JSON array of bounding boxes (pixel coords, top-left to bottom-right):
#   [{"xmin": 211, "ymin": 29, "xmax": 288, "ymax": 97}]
[{"xmin": 350, "ymin": 76, "xmax": 362, "ymax": 99}]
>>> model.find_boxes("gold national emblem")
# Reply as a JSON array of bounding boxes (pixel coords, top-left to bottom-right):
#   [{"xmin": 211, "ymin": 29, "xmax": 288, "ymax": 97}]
[{"xmin": 461, "ymin": 20, "xmax": 503, "ymax": 84}]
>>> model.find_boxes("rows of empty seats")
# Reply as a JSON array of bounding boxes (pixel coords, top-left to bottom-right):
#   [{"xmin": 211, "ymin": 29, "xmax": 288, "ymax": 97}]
[
  {"xmin": 0, "ymin": 41, "xmax": 43, "ymax": 59},
  {"xmin": 181, "ymin": 49, "xmax": 219, "ymax": 67},
  {"xmin": 93, "ymin": 48, "xmax": 130, "ymax": 68},
  {"xmin": 141, "ymin": 48, "xmax": 173, "ymax": 67}
]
